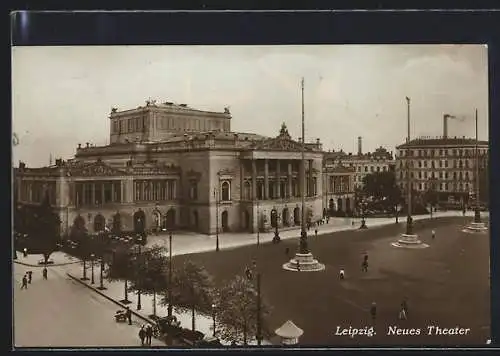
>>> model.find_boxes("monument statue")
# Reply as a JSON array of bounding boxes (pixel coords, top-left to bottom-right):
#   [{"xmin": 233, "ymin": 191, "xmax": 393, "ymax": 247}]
[{"xmin": 299, "ymin": 230, "xmax": 309, "ymax": 254}]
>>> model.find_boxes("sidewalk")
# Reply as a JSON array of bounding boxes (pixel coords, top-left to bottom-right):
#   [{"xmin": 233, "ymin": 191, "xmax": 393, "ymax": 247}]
[
  {"xmin": 14, "ymin": 251, "xmax": 80, "ymax": 267},
  {"xmin": 62, "ymin": 261, "xmax": 271, "ymax": 346},
  {"xmin": 146, "ymin": 210, "xmax": 480, "ymax": 256}
]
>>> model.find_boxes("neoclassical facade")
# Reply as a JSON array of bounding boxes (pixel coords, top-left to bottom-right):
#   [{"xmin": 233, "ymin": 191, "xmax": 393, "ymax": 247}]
[{"xmin": 15, "ymin": 101, "xmax": 325, "ymax": 236}]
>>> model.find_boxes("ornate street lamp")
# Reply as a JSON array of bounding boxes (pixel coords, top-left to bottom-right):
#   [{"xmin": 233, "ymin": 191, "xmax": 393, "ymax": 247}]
[{"xmin": 256, "ymin": 200, "xmax": 260, "ymax": 247}]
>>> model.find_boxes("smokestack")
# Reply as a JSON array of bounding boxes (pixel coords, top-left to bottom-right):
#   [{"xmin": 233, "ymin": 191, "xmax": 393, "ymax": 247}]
[
  {"xmin": 443, "ymin": 114, "xmax": 455, "ymax": 139},
  {"xmin": 357, "ymin": 136, "xmax": 362, "ymax": 155}
]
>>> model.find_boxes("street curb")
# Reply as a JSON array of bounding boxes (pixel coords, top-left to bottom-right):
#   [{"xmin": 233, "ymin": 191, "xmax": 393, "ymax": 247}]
[
  {"xmin": 14, "ymin": 260, "xmax": 81, "ymax": 268},
  {"xmin": 66, "ymin": 272, "xmax": 155, "ymax": 327}
]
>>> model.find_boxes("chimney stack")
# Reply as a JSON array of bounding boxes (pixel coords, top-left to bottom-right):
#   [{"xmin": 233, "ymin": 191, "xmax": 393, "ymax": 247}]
[
  {"xmin": 357, "ymin": 136, "xmax": 362, "ymax": 155},
  {"xmin": 443, "ymin": 114, "xmax": 448, "ymax": 138}
]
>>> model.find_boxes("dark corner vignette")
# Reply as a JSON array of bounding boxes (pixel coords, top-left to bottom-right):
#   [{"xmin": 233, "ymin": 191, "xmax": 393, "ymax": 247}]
[{"xmin": 10, "ymin": 9, "xmax": 499, "ymax": 352}]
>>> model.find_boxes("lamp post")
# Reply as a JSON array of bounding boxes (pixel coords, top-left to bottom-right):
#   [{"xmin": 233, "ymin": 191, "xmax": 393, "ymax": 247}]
[
  {"xmin": 214, "ymin": 188, "xmax": 220, "ymax": 252},
  {"xmin": 136, "ymin": 244, "xmax": 142, "ymax": 311},
  {"xmin": 90, "ymin": 253, "xmax": 95, "ymax": 284},
  {"xmin": 405, "ymin": 96, "xmax": 414, "ymax": 235},
  {"xmin": 272, "ymin": 208, "xmax": 280, "ymax": 243},
  {"xmin": 168, "ymin": 231, "xmax": 173, "ymax": 319},
  {"xmin": 211, "ymin": 303, "xmax": 217, "ymax": 337},
  {"xmin": 256, "ymin": 200, "xmax": 260, "ymax": 247},
  {"xmin": 98, "ymin": 255, "xmax": 106, "ymax": 290},
  {"xmin": 359, "ymin": 199, "xmax": 368, "ymax": 229},
  {"xmin": 473, "ymin": 108, "xmax": 482, "ymax": 224},
  {"xmin": 256, "ymin": 271, "xmax": 262, "ymax": 346}
]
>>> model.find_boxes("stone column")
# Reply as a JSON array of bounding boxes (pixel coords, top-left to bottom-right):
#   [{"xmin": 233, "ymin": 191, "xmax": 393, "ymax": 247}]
[
  {"xmin": 287, "ymin": 161, "xmax": 293, "ymax": 198},
  {"xmin": 275, "ymin": 160, "xmax": 281, "ymax": 198},
  {"xmin": 264, "ymin": 159, "xmax": 269, "ymax": 200},
  {"xmin": 240, "ymin": 161, "xmax": 245, "ymax": 200},
  {"xmin": 111, "ymin": 181, "xmax": 115, "ymax": 202},
  {"xmin": 252, "ymin": 159, "xmax": 257, "ymax": 200},
  {"xmin": 91, "ymin": 182, "xmax": 96, "ymax": 205},
  {"xmin": 173, "ymin": 180, "xmax": 177, "ymax": 199},
  {"xmin": 101, "ymin": 183, "xmax": 105, "ymax": 204}
]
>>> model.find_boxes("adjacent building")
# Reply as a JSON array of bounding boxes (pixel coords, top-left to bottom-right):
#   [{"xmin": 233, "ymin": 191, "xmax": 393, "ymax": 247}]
[
  {"xmin": 395, "ymin": 114, "xmax": 489, "ymax": 206},
  {"xmin": 324, "ymin": 137, "xmax": 395, "ymax": 190},
  {"xmin": 15, "ymin": 100, "xmax": 325, "ymax": 236}
]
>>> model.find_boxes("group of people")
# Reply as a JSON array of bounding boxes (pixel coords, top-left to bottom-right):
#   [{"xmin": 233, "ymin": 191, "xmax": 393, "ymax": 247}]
[
  {"xmin": 20, "ymin": 268, "xmax": 48, "ymax": 289},
  {"xmin": 369, "ymin": 298, "xmax": 409, "ymax": 321},
  {"xmin": 138, "ymin": 324, "xmax": 154, "ymax": 346}
]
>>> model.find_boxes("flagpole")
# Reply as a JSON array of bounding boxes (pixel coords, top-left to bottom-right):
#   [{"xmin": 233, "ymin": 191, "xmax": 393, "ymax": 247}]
[
  {"xmin": 300, "ymin": 77, "xmax": 309, "ymax": 253},
  {"xmin": 474, "ymin": 108, "xmax": 481, "ymax": 223}
]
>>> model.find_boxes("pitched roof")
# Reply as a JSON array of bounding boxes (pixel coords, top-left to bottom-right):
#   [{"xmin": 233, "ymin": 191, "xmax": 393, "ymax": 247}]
[{"xmin": 275, "ymin": 320, "xmax": 304, "ymax": 338}]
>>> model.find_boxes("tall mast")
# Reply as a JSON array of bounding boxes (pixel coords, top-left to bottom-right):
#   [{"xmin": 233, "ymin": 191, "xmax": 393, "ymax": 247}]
[
  {"xmin": 475, "ymin": 108, "xmax": 480, "ymax": 209},
  {"xmin": 301, "ymin": 78, "xmax": 306, "ymax": 235}
]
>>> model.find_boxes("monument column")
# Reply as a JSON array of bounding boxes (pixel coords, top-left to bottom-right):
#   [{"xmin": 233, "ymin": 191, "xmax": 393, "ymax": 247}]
[
  {"xmin": 287, "ymin": 161, "xmax": 293, "ymax": 198},
  {"xmin": 264, "ymin": 159, "xmax": 269, "ymax": 200},
  {"xmin": 252, "ymin": 159, "xmax": 257, "ymax": 199},
  {"xmin": 276, "ymin": 160, "xmax": 281, "ymax": 198}
]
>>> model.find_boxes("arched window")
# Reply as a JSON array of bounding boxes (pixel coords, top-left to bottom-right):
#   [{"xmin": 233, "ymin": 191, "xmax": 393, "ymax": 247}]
[{"xmin": 221, "ymin": 181, "xmax": 231, "ymax": 201}]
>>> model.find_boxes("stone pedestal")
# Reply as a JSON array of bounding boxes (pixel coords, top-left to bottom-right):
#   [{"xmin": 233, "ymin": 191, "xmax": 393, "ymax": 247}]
[
  {"xmin": 282, "ymin": 253, "xmax": 325, "ymax": 272},
  {"xmin": 463, "ymin": 222, "xmax": 488, "ymax": 233},
  {"xmin": 391, "ymin": 234, "xmax": 429, "ymax": 249}
]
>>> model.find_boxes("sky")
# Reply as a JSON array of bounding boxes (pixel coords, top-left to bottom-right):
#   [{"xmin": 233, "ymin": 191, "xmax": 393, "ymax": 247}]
[{"xmin": 12, "ymin": 45, "xmax": 489, "ymax": 167}]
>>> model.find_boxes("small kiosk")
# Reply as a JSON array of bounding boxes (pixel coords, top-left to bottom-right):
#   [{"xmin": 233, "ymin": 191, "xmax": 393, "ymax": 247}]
[{"xmin": 275, "ymin": 320, "xmax": 303, "ymax": 346}]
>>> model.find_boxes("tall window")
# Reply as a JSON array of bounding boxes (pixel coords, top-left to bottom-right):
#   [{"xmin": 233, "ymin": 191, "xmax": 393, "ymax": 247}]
[
  {"xmin": 189, "ymin": 180, "xmax": 198, "ymax": 200},
  {"xmin": 221, "ymin": 181, "xmax": 231, "ymax": 201}
]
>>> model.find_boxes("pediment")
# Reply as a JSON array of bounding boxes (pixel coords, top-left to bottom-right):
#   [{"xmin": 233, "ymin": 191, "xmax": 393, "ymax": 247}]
[
  {"xmin": 68, "ymin": 161, "xmax": 126, "ymax": 177},
  {"xmin": 254, "ymin": 137, "xmax": 311, "ymax": 152}
]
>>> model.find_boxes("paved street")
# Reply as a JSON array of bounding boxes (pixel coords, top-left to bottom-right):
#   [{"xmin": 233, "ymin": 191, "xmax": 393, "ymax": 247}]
[
  {"xmin": 172, "ymin": 216, "xmax": 490, "ymax": 346},
  {"xmin": 145, "ymin": 211, "xmax": 477, "ymax": 256},
  {"xmin": 13, "ymin": 263, "xmax": 164, "ymax": 348}
]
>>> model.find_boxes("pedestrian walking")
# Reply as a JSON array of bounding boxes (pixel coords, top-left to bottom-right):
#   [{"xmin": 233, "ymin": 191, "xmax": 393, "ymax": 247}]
[
  {"xmin": 361, "ymin": 260, "xmax": 368, "ymax": 272},
  {"xmin": 339, "ymin": 268, "xmax": 345, "ymax": 280},
  {"xmin": 401, "ymin": 298, "xmax": 408, "ymax": 317},
  {"xmin": 21, "ymin": 274, "xmax": 28, "ymax": 289},
  {"xmin": 23, "ymin": 248, "xmax": 28, "ymax": 257},
  {"xmin": 42, "ymin": 267, "xmax": 48, "ymax": 280},
  {"xmin": 326, "ymin": 217, "xmax": 329, "ymax": 224},
  {"xmin": 431, "ymin": 230, "xmax": 436, "ymax": 240},
  {"xmin": 398, "ymin": 307, "xmax": 407, "ymax": 320},
  {"xmin": 370, "ymin": 302, "xmax": 377, "ymax": 321},
  {"xmin": 139, "ymin": 325, "xmax": 146, "ymax": 346},
  {"xmin": 126, "ymin": 306, "xmax": 132, "ymax": 325},
  {"xmin": 145, "ymin": 324, "xmax": 153, "ymax": 345},
  {"xmin": 245, "ymin": 267, "xmax": 253, "ymax": 280},
  {"xmin": 27, "ymin": 271, "xmax": 33, "ymax": 284},
  {"xmin": 315, "ymin": 228, "xmax": 318, "ymax": 237}
]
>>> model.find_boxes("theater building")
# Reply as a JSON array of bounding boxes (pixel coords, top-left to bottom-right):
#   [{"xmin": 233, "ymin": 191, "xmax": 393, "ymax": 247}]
[{"xmin": 14, "ymin": 100, "xmax": 324, "ymax": 236}]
